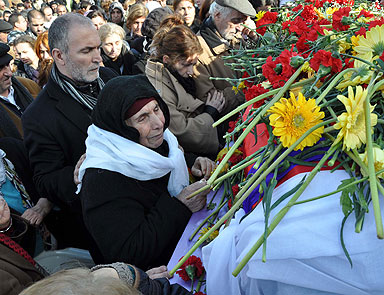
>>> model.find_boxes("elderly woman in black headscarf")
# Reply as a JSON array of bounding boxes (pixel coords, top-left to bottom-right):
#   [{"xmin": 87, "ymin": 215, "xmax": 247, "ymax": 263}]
[{"xmin": 77, "ymin": 75, "xmax": 214, "ymax": 270}]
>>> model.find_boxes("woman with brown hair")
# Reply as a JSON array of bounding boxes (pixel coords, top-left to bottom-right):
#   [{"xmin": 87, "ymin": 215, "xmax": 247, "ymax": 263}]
[
  {"xmin": 173, "ymin": 0, "xmax": 200, "ymax": 32},
  {"xmin": 34, "ymin": 31, "xmax": 53, "ymax": 87},
  {"xmin": 125, "ymin": 3, "xmax": 148, "ymax": 44},
  {"xmin": 13, "ymin": 35, "xmax": 40, "ymax": 84},
  {"xmin": 146, "ymin": 25, "xmax": 225, "ymax": 157}
]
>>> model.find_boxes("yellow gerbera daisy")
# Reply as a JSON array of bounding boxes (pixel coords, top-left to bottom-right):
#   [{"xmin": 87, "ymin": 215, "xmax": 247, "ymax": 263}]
[
  {"xmin": 354, "ymin": 24, "xmax": 384, "ymax": 61},
  {"xmin": 268, "ymin": 92, "xmax": 325, "ymax": 151},
  {"xmin": 198, "ymin": 227, "xmax": 219, "ymax": 243},
  {"xmin": 359, "ymin": 146, "xmax": 384, "ymax": 179},
  {"xmin": 255, "ymin": 10, "xmax": 266, "ymax": 21},
  {"xmin": 351, "ymin": 35, "xmax": 360, "ymax": 56},
  {"xmin": 336, "ymin": 59, "xmax": 373, "ymax": 90},
  {"xmin": 333, "ymin": 86, "xmax": 377, "ymax": 151}
]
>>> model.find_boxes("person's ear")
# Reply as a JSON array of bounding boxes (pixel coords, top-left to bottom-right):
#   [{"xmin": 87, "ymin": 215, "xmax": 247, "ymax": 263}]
[
  {"xmin": 162, "ymin": 55, "xmax": 170, "ymax": 64},
  {"xmin": 213, "ymin": 10, "xmax": 220, "ymax": 22},
  {"xmin": 51, "ymin": 48, "xmax": 65, "ymax": 67}
]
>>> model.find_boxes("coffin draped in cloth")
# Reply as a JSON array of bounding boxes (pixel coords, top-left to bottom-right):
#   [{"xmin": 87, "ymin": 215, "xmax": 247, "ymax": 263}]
[{"xmin": 202, "ymin": 169, "xmax": 384, "ymax": 295}]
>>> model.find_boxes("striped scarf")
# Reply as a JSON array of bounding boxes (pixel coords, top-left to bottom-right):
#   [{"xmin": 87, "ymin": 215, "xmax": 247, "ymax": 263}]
[{"xmin": 50, "ymin": 64, "xmax": 105, "ymax": 110}]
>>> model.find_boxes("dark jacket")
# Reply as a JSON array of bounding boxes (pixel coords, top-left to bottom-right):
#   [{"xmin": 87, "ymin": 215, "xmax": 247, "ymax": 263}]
[
  {"xmin": 101, "ymin": 43, "xmax": 137, "ymax": 76},
  {"xmin": 82, "ymin": 168, "xmax": 192, "ymax": 270},
  {"xmin": 0, "ymin": 76, "xmax": 37, "ymax": 139},
  {"xmin": 21, "ymin": 67, "xmax": 116, "ymax": 253},
  {"xmin": 80, "ymin": 75, "xmax": 192, "ymax": 270},
  {"xmin": 22, "ymin": 67, "xmax": 116, "ymax": 208}
]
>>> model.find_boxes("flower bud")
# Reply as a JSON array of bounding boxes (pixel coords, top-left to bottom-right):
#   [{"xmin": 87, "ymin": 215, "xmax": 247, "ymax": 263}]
[
  {"xmin": 290, "ymin": 55, "xmax": 305, "ymax": 68},
  {"xmin": 274, "ymin": 63, "xmax": 283, "ymax": 74},
  {"xmin": 341, "ymin": 16, "xmax": 352, "ymax": 26},
  {"xmin": 317, "ymin": 64, "xmax": 331, "ymax": 77}
]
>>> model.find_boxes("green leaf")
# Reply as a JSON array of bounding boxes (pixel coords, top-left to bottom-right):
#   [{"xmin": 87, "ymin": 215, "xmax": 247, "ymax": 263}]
[
  {"xmin": 338, "ymin": 178, "xmax": 356, "ymax": 216},
  {"xmin": 340, "ymin": 211, "xmax": 353, "ymax": 268}
]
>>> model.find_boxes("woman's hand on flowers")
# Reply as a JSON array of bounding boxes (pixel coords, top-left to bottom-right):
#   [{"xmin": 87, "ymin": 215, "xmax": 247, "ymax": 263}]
[
  {"xmin": 191, "ymin": 157, "xmax": 216, "ymax": 179},
  {"xmin": 177, "ymin": 180, "xmax": 209, "ymax": 213},
  {"xmin": 0, "ymin": 197, "xmax": 11, "ymax": 230},
  {"xmin": 206, "ymin": 90, "xmax": 225, "ymax": 113},
  {"xmin": 21, "ymin": 198, "xmax": 53, "ymax": 226},
  {"xmin": 146, "ymin": 265, "xmax": 171, "ymax": 279}
]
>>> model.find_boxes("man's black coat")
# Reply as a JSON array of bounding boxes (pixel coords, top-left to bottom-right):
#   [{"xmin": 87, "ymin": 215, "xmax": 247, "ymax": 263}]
[{"xmin": 21, "ymin": 67, "xmax": 116, "ymax": 252}]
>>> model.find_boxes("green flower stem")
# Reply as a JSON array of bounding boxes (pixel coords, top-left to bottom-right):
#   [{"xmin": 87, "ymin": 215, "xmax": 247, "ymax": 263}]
[
  {"xmin": 186, "ymin": 152, "xmax": 268, "ymax": 200},
  {"xmin": 293, "ymin": 176, "xmax": 366, "ymax": 206},
  {"xmin": 292, "ymin": 168, "xmax": 384, "ymax": 206},
  {"xmin": 213, "ymin": 76, "xmax": 313, "ymax": 128},
  {"xmin": 367, "ymin": 79, "xmax": 384, "ymax": 98},
  {"xmin": 169, "ymin": 118, "xmax": 333, "ymax": 277},
  {"xmin": 208, "ymin": 66, "xmax": 305, "ymax": 185},
  {"xmin": 364, "ymin": 90, "xmax": 383, "ymax": 238},
  {"xmin": 233, "ymin": 145, "xmax": 283, "ymax": 204},
  {"xmin": 232, "ymin": 142, "xmax": 339, "ymax": 277},
  {"xmin": 315, "ymin": 68, "xmax": 356, "ymax": 105},
  {"xmin": 195, "ymin": 270, "xmax": 206, "ymax": 293},
  {"xmin": 189, "ymin": 201, "xmax": 227, "ymax": 241},
  {"xmin": 348, "ymin": 149, "xmax": 384, "ymax": 198}
]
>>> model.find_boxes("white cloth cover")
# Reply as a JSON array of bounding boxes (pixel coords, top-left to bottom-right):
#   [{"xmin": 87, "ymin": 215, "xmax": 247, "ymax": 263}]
[
  {"xmin": 76, "ymin": 124, "xmax": 189, "ymax": 197},
  {"xmin": 202, "ymin": 170, "xmax": 384, "ymax": 295}
]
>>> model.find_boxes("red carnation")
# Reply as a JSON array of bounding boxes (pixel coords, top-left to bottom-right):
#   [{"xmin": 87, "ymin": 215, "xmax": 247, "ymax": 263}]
[
  {"xmin": 241, "ymin": 71, "xmax": 254, "ymax": 88},
  {"xmin": 286, "ymin": 17, "xmax": 309, "ymax": 35},
  {"xmin": 368, "ymin": 19, "xmax": 384, "ymax": 30},
  {"xmin": 296, "ymin": 27, "xmax": 319, "ymax": 55},
  {"xmin": 256, "ymin": 11, "xmax": 278, "ymax": 35},
  {"xmin": 310, "ymin": 50, "xmax": 342, "ymax": 75},
  {"xmin": 232, "ymin": 184, "xmax": 240, "ymax": 196},
  {"xmin": 176, "ymin": 256, "xmax": 205, "ymax": 282},
  {"xmin": 332, "ymin": 7, "xmax": 351, "ymax": 31},
  {"xmin": 356, "ymin": 9, "xmax": 373, "ymax": 19},
  {"xmin": 356, "ymin": 27, "xmax": 366, "ymax": 37},
  {"xmin": 262, "ymin": 50, "xmax": 297, "ymax": 88},
  {"xmin": 301, "ymin": 4, "xmax": 317, "ymax": 22},
  {"xmin": 244, "ymin": 84, "xmax": 269, "ymax": 108},
  {"xmin": 194, "ymin": 292, "xmax": 206, "ymax": 295}
]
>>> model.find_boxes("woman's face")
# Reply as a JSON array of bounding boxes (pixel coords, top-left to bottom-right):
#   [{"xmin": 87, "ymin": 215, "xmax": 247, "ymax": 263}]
[
  {"xmin": 39, "ymin": 43, "xmax": 52, "ymax": 61},
  {"xmin": 15, "ymin": 42, "xmax": 38, "ymax": 66},
  {"xmin": 92, "ymin": 16, "xmax": 106, "ymax": 30},
  {"xmin": 102, "ymin": 34, "xmax": 123, "ymax": 60},
  {"xmin": 165, "ymin": 54, "xmax": 198, "ymax": 78},
  {"xmin": 175, "ymin": 0, "xmax": 195, "ymax": 27},
  {"xmin": 125, "ymin": 100, "xmax": 165, "ymax": 149},
  {"xmin": 131, "ymin": 16, "xmax": 146, "ymax": 36}
]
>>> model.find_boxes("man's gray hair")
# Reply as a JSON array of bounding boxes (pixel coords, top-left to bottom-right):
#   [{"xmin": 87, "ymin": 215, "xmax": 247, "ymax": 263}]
[
  {"xmin": 48, "ymin": 13, "xmax": 94, "ymax": 54},
  {"xmin": 209, "ymin": 2, "xmax": 233, "ymax": 19}
]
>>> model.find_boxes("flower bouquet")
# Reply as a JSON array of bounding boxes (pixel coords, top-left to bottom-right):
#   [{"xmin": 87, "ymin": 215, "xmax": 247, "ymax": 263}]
[{"xmin": 170, "ymin": 0, "xmax": 384, "ymax": 281}]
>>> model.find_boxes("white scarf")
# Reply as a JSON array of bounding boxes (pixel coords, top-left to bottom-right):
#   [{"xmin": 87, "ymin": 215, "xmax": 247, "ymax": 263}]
[{"xmin": 76, "ymin": 124, "xmax": 189, "ymax": 196}]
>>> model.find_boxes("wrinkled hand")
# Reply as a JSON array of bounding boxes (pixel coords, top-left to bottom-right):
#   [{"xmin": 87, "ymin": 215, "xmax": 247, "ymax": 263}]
[
  {"xmin": 206, "ymin": 90, "xmax": 225, "ymax": 113},
  {"xmin": 0, "ymin": 197, "xmax": 11, "ymax": 230},
  {"xmin": 242, "ymin": 17, "xmax": 257, "ymax": 41},
  {"xmin": 177, "ymin": 180, "xmax": 209, "ymax": 213},
  {"xmin": 21, "ymin": 198, "xmax": 53, "ymax": 226},
  {"xmin": 191, "ymin": 157, "xmax": 216, "ymax": 180},
  {"xmin": 74, "ymin": 153, "xmax": 86, "ymax": 185},
  {"xmin": 146, "ymin": 265, "xmax": 171, "ymax": 280}
]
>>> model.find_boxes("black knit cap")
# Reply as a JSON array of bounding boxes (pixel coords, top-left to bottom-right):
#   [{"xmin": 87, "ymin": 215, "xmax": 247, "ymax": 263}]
[
  {"xmin": 0, "ymin": 43, "xmax": 13, "ymax": 67},
  {"xmin": 92, "ymin": 74, "xmax": 170, "ymax": 144}
]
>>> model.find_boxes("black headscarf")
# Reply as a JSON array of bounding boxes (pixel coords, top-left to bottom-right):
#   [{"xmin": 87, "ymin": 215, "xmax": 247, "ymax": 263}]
[{"xmin": 92, "ymin": 75, "xmax": 170, "ymax": 144}]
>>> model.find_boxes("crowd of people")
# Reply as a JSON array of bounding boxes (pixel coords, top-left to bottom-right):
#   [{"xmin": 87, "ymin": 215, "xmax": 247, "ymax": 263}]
[{"xmin": 0, "ymin": 0, "xmax": 278, "ymax": 293}]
